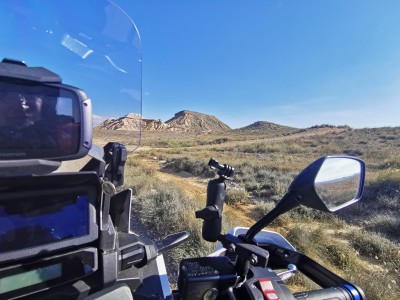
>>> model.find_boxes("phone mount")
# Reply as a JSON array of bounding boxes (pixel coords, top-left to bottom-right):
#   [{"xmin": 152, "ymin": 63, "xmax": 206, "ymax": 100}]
[
  {"xmin": 195, "ymin": 158, "xmax": 234, "ymax": 242},
  {"xmin": 208, "ymin": 157, "xmax": 234, "ymax": 179}
]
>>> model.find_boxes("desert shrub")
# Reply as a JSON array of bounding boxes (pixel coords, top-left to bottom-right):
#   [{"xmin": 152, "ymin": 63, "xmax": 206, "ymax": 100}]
[
  {"xmin": 233, "ymin": 142, "xmax": 306, "ymax": 155},
  {"xmin": 239, "ymin": 143, "xmax": 282, "ymax": 154},
  {"xmin": 309, "ymin": 124, "xmax": 348, "ymax": 129},
  {"xmin": 124, "ymin": 159, "xmax": 159, "ymax": 194},
  {"xmin": 315, "ymin": 143, "xmax": 342, "ymax": 155},
  {"xmin": 134, "ymin": 186, "xmax": 191, "ymax": 233},
  {"xmin": 365, "ymin": 213, "xmax": 400, "ymax": 240},
  {"xmin": 343, "ymin": 149, "xmax": 364, "ymax": 156},
  {"xmin": 379, "ymin": 134, "xmax": 397, "ymax": 141},
  {"xmin": 132, "ymin": 184, "xmax": 216, "ymax": 278},
  {"xmin": 376, "ymin": 194, "xmax": 400, "ymax": 211},
  {"xmin": 345, "ymin": 229, "xmax": 400, "ymax": 298},
  {"xmin": 128, "ymin": 175, "xmax": 218, "ymax": 281},
  {"xmin": 127, "ymin": 159, "xmax": 156, "ymax": 176},
  {"xmin": 125, "ymin": 157, "xmax": 214, "ymax": 271},
  {"xmin": 288, "ymin": 206, "xmax": 337, "ymax": 223},
  {"xmin": 148, "ymin": 140, "xmax": 194, "ymax": 148},
  {"xmin": 164, "ymin": 157, "xmax": 214, "ymax": 177},
  {"xmin": 323, "ymin": 243, "xmax": 357, "ymax": 271},
  {"xmin": 339, "ymin": 172, "xmax": 400, "ymax": 241},
  {"xmin": 225, "ymin": 188, "xmax": 249, "ymax": 206},
  {"xmin": 199, "ymin": 137, "xmax": 230, "ymax": 145},
  {"xmin": 286, "ymin": 225, "xmax": 400, "ymax": 298},
  {"xmin": 373, "ymin": 157, "xmax": 400, "ymax": 170},
  {"xmin": 286, "ymin": 143, "xmax": 304, "ymax": 154},
  {"xmin": 234, "ymin": 163, "xmax": 297, "ymax": 201},
  {"xmin": 250, "ymin": 201, "xmax": 275, "ymax": 220},
  {"xmin": 346, "ymin": 229, "xmax": 400, "ymax": 269},
  {"xmin": 353, "ymin": 271, "xmax": 399, "ymax": 299},
  {"xmin": 285, "ymin": 224, "xmax": 317, "ymax": 253},
  {"xmin": 286, "ymin": 272, "xmax": 320, "ymax": 293}
]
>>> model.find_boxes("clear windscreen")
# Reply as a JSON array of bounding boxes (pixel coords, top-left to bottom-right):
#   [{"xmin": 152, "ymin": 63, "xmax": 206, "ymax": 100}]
[{"xmin": 0, "ymin": 0, "xmax": 142, "ymax": 154}]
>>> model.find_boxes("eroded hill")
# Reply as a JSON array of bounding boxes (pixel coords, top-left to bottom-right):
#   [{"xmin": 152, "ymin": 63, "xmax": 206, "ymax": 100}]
[{"xmin": 97, "ymin": 110, "xmax": 231, "ymax": 133}]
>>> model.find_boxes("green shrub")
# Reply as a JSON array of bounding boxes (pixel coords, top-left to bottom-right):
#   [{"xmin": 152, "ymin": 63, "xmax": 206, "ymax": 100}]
[
  {"xmin": 225, "ymin": 188, "xmax": 249, "ymax": 206},
  {"xmin": 324, "ymin": 243, "xmax": 357, "ymax": 271},
  {"xmin": 365, "ymin": 213, "xmax": 400, "ymax": 240},
  {"xmin": 234, "ymin": 163, "xmax": 297, "ymax": 201},
  {"xmin": 286, "ymin": 225, "xmax": 400, "ymax": 298},
  {"xmin": 164, "ymin": 157, "xmax": 214, "ymax": 177},
  {"xmin": 346, "ymin": 229, "xmax": 400, "ymax": 270},
  {"xmin": 250, "ymin": 201, "xmax": 275, "ymax": 220}
]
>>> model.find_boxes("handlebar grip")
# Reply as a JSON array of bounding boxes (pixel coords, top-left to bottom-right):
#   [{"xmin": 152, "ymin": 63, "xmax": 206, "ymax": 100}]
[{"xmin": 293, "ymin": 285, "xmax": 363, "ymax": 300}]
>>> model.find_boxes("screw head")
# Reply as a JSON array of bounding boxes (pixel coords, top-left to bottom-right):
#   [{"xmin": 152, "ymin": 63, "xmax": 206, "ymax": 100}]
[{"xmin": 250, "ymin": 254, "xmax": 258, "ymax": 265}]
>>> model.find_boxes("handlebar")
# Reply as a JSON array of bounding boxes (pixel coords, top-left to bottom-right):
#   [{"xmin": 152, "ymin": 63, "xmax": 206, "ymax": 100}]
[{"xmin": 293, "ymin": 285, "xmax": 364, "ymax": 300}]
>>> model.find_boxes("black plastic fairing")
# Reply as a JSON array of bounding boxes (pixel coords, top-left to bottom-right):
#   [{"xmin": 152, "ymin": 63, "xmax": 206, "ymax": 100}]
[
  {"xmin": 110, "ymin": 189, "xmax": 133, "ymax": 233},
  {"xmin": 0, "ymin": 59, "xmax": 62, "ymax": 83}
]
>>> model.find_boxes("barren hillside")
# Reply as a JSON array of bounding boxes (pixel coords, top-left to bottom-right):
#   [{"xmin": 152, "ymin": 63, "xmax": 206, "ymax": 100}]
[
  {"xmin": 97, "ymin": 110, "xmax": 231, "ymax": 133},
  {"xmin": 165, "ymin": 110, "xmax": 231, "ymax": 133}
]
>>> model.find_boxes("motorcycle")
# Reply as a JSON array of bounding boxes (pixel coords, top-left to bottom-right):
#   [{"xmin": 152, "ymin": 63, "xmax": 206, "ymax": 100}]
[{"xmin": 0, "ymin": 1, "xmax": 366, "ymax": 299}]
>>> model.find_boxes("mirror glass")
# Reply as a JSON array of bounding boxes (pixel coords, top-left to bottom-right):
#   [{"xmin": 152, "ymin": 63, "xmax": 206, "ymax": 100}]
[
  {"xmin": 0, "ymin": 82, "xmax": 81, "ymax": 159},
  {"xmin": 314, "ymin": 157, "xmax": 362, "ymax": 211}
]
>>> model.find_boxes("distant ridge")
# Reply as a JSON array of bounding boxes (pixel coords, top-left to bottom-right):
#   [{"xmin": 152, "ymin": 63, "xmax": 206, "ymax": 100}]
[{"xmin": 236, "ymin": 121, "xmax": 297, "ymax": 133}]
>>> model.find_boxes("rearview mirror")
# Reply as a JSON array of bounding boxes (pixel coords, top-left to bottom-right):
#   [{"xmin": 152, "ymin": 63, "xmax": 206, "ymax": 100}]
[
  {"xmin": 0, "ymin": 80, "xmax": 92, "ymax": 161},
  {"xmin": 244, "ymin": 156, "xmax": 365, "ymax": 242},
  {"xmin": 314, "ymin": 157, "xmax": 363, "ymax": 211},
  {"xmin": 289, "ymin": 156, "xmax": 365, "ymax": 212}
]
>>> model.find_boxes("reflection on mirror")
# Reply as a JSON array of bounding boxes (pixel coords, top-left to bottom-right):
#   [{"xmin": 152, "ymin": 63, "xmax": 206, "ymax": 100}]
[
  {"xmin": 0, "ymin": 82, "xmax": 81, "ymax": 159},
  {"xmin": 314, "ymin": 157, "xmax": 362, "ymax": 211}
]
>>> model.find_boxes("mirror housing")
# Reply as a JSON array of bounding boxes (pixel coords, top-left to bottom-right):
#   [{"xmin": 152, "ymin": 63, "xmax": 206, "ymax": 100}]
[
  {"xmin": 289, "ymin": 156, "xmax": 365, "ymax": 212},
  {"xmin": 244, "ymin": 156, "xmax": 365, "ymax": 242},
  {"xmin": 0, "ymin": 61, "xmax": 92, "ymax": 165}
]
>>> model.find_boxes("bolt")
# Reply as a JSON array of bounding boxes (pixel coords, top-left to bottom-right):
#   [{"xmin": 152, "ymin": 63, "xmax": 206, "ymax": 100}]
[
  {"xmin": 250, "ymin": 254, "xmax": 258, "ymax": 265},
  {"xmin": 227, "ymin": 244, "xmax": 236, "ymax": 253}
]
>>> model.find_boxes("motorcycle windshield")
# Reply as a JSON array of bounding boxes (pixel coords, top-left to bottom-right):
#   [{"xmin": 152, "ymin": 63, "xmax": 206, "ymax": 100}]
[{"xmin": 0, "ymin": 0, "xmax": 142, "ymax": 151}]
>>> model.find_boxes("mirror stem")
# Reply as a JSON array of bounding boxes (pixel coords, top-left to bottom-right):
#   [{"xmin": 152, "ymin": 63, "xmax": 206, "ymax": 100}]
[{"xmin": 244, "ymin": 191, "xmax": 300, "ymax": 243}]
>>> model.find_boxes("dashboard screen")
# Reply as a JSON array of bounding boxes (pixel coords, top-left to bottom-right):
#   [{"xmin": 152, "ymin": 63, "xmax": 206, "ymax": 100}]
[{"xmin": 0, "ymin": 194, "xmax": 89, "ymax": 253}]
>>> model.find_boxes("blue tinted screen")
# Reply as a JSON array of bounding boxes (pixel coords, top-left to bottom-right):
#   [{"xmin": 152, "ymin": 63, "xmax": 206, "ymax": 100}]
[{"xmin": 0, "ymin": 194, "xmax": 89, "ymax": 252}]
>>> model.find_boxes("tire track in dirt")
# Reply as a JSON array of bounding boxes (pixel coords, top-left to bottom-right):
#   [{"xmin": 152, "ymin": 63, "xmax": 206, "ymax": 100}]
[{"xmin": 140, "ymin": 158, "xmax": 256, "ymax": 228}]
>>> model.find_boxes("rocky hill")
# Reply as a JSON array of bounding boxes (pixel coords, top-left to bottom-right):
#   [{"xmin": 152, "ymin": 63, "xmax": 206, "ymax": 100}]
[
  {"xmin": 142, "ymin": 119, "xmax": 169, "ymax": 131},
  {"xmin": 165, "ymin": 110, "xmax": 231, "ymax": 133},
  {"xmin": 97, "ymin": 113, "xmax": 142, "ymax": 131},
  {"xmin": 97, "ymin": 114, "xmax": 169, "ymax": 131},
  {"xmin": 97, "ymin": 110, "xmax": 231, "ymax": 133}
]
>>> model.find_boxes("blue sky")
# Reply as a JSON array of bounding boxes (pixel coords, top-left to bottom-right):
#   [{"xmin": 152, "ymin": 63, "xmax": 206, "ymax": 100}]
[
  {"xmin": 115, "ymin": 0, "xmax": 400, "ymax": 129},
  {"xmin": 1, "ymin": 1, "xmax": 399, "ymax": 129}
]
